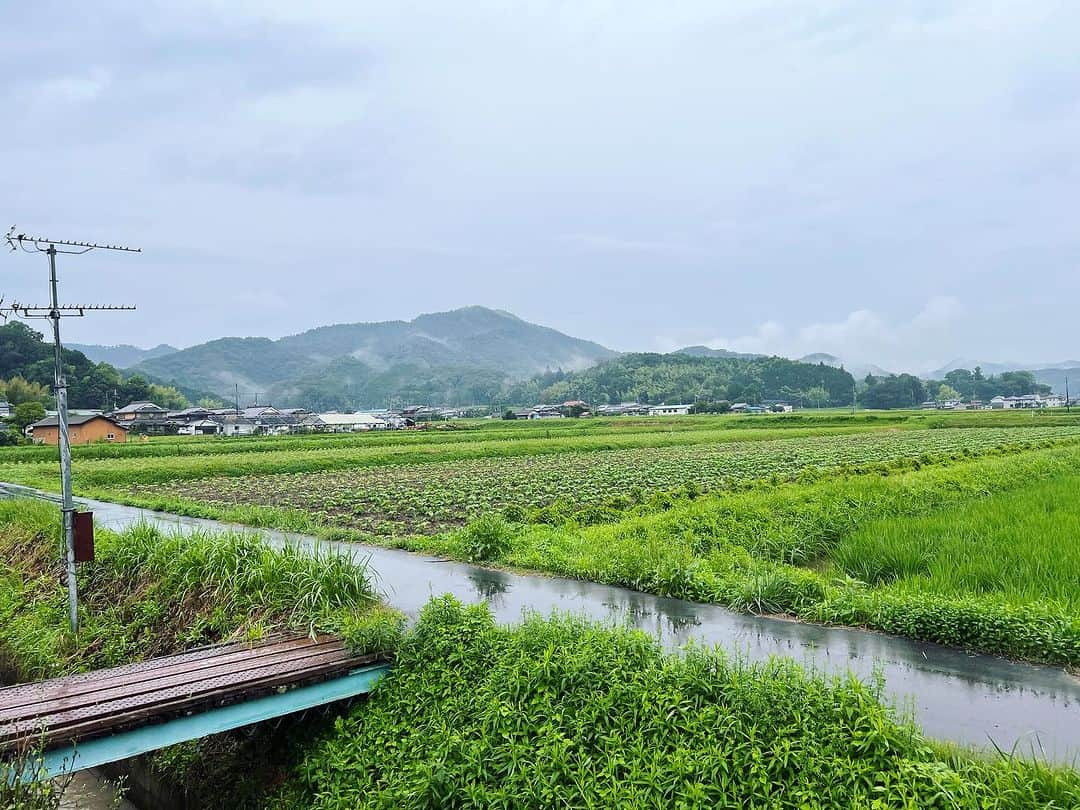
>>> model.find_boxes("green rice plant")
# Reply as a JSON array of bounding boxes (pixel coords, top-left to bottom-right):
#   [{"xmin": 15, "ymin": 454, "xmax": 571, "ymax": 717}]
[{"xmin": 831, "ymin": 476, "xmax": 1080, "ymax": 612}]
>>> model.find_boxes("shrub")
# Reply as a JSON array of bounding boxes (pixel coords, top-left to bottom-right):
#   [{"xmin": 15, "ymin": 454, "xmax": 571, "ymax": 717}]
[{"xmin": 460, "ymin": 513, "xmax": 515, "ymax": 562}]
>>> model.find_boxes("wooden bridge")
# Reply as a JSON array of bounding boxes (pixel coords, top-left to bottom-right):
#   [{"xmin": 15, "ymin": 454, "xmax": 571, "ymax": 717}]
[{"xmin": 0, "ymin": 635, "xmax": 389, "ymax": 781}]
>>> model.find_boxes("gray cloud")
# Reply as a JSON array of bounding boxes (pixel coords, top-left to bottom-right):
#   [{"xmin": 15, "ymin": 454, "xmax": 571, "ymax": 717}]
[{"xmin": 2, "ymin": 1, "xmax": 1078, "ymax": 370}]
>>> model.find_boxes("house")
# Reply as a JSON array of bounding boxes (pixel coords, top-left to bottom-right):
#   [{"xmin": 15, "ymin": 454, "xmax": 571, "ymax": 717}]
[
  {"xmin": 315, "ymin": 412, "xmax": 390, "ymax": 432},
  {"xmin": 595, "ymin": 403, "xmax": 650, "ymax": 417},
  {"xmin": 112, "ymin": 401, "xmax": 168, "ymax": 422},
  {"xmin": 528, "ymin": 405, "xmax": 564, "ymax": 420},
  {"xmin": 111, "ymin": 401, "xmax": 174, "ymax": 433},
  {"xmin": 177, "ymin": 419, "xmax": 222, "ymax": 436},
  {"xmin": 648, "ymin": 404, "xmax": 692, "ymax": 417},
  {"xmin": 0, "ymin": 400, "xmax": 10, "ymax": 418},
  {"xmin": 215, "ymin": 415, "xmax": 259, "ymax": 436},
  {"xmin": 29, "ymin": 414, "xmax": 127, "ymax": 445},
  {"xmin": 168, "ymin": 407, "xmax": 212, "ymax": 423}
]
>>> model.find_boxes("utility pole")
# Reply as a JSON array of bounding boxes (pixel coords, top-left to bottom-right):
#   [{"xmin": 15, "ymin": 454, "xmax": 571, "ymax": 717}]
[
  {"xmin": 1067, "ymin": 376, "xmax": 1071, "ymax": 414},
  {"xmin": 5, "ymin": 226, "xmax": 139, "ymax": 634}
]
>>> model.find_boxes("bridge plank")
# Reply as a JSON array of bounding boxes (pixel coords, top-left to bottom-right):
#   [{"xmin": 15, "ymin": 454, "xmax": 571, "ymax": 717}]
[
  {"xmin": 0, "ymin": 637, "xmax": 346, "ymax": 722},
  {"xmin": 0, "ymin": 635, "xmax": 380, "ymax": 751}
]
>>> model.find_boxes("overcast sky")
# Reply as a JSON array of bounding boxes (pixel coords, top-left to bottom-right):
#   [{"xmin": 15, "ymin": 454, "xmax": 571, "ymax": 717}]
[{"xmin": 3, "ymin": 1, "xmax": 1078, "ymax": 373}]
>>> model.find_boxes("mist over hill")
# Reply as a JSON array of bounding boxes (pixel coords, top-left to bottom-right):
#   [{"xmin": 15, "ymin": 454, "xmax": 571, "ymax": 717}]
[
  {"xmin": 132, "ymin": 307, "xmax": 617, "ymax": 407},
  {"xmin": 68, "ymin": 342, "xmax": 179, "ymax": 369}
]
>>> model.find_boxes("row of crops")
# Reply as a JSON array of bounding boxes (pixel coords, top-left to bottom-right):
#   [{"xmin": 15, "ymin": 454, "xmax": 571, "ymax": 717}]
[{"xmin": 131, "ymin": 426, "xmax": 1080, "ymax": 535}]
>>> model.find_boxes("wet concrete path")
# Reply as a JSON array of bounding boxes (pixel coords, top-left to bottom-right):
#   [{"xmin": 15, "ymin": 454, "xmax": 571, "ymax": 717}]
[{"xmin": 4, "ymin": 484, "xmax": 1078, "ymax": 765}]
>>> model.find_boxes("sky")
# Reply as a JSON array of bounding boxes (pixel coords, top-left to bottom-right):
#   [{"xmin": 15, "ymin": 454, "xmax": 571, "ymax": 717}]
[{"xmin": 3, "ymin": 1, "xmax": 1078, "ymax": 374}]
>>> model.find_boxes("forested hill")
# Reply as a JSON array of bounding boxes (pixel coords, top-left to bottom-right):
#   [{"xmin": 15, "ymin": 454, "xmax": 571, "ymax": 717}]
[
  {"xmin": 0, "ymin": 322, "xmax": 190, "ymax": 410},
  {"xmin": 505, "ymin": 353, "xmax": 857, "ymax": 408},
  {"xmin": 132, "ymin": 306, "xmax": 618, "ymax": 405}
]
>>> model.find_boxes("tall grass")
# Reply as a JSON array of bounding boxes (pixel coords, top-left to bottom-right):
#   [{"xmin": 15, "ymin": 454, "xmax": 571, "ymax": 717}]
[
  {"xmin": 271, "ymin": 597, "xmax": 1080, "ymax": 809},
  {"xmin": 0, "ymin": 499, "xmax": 392, "ymax": 679},
  {"xmin": 833, "ymin": 476, "xmax": 1080, "ymax": 612}
]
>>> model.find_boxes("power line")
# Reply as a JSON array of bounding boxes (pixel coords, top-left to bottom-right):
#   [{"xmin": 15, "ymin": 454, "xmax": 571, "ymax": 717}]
[{"xmin": 4, "ymin": 225, "xmax": 140, "ymax": 634}]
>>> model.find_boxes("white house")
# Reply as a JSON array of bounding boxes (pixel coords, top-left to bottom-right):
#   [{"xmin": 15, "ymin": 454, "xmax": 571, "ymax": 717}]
[
  {"xmin": 177, "ymin": 419, "xmax": 222, "ymax": 436},
  {"xmin": 316, "ymin": 412, "xmax": 389, "ymax": 431},
  {"xmin": 0, "ymin": 400, "xmax": 10, "ymax": 418},
  {"xmin": 648, "ymin": 404, "xmax": 692, "ymax": 416}
]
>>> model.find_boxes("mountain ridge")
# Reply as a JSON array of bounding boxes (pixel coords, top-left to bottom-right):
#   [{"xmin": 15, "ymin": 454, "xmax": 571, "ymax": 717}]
[
  {"xmin": 132, "ymin": 306, "xmax": 618, "ymax": 405},
  {"xmin": 69, "ymin": 342, "xmax": 179, "ymax": 369}
]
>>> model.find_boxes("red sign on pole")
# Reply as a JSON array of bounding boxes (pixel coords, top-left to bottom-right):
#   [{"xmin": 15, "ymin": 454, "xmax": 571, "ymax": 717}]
[{"xmin": 74, "ymin": 511, "xmax": 94, "ymax": 563}]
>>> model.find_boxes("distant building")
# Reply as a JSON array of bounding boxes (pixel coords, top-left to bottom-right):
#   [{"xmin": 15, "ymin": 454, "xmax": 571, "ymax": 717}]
[
  {"xmin": 315, "ymin": 412, "xmax": 389, "ymax": 432},
  {"xmin": 215, "ymin": 415, "xmax": 259, "ymax": 436},
  {"xmin": 112, "ymin": 401, "xmax": 168, "ymax": 422},
  {"xmin": 528, "ymin": 405, "xmax": 564, "ymax": 420},
  {"xmin": 30, "ymin": 414, "xmax": 127, "ymax": 445},
  {"xmin": 648, "ymin": 404, "xmax": 692, "ymax": 416},
  {"xmin": 595, "ymin": 403, "xmax": 650, "ymax": 417},
  {"xmin": 177, "ymin": 419, "xmax": 222, "ymax": 436},
  {"xmin": 0, "ymin": 400, "xmax": 10, "ymax": 418}
]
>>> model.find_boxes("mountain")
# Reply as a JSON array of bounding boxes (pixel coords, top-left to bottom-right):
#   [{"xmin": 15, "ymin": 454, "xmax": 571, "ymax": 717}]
[
  {"xmin": 0, "ymin": 321, "xmax": 190, "ymax": 410},
  {"xmin": 928, "ymin": 358, "xmax": 1080, "ymax": 378},
  {"xmin": 927, "ymin": 359, "xmax": 1080, "ymax": 393},
  {"xmin": 68, "ymin": 343, "xmax": 179, "ymax": 369},
  {"xmin": 132, "ymin": 307, "xmax": 618, "ymax": 407},
  {"xmin": 796, "ymin": 353, "xmax": 892, "ymax": 380},
  {"xmin": 676, "ymin": 346, "xmax": 764, "ymax": 360},
  {"xmin": 1027, "ymin": 366, "xmax": 1080, "ymax": 395}
]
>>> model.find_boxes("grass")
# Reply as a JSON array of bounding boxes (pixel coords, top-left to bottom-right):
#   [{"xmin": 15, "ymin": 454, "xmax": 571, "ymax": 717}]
[
  {"xmin": 0, "ymin": 499, "xmax": 395, "ymax": 678},
  {"xmin": 833, "ymin": 476, "xmax": 1080, "ymax": 612},
  {"xmin": 270, "ymin": 596, "xmax": 1080, "ymax": 809}
]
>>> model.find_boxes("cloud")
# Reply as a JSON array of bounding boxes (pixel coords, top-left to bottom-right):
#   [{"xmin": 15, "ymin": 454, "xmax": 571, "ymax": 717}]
[
  {"xmin": 2, "ymin": 1, "xmax": 1078, "ymax": 360},
  {"xmin": 693, "ymin": 297, "xmax": 966, "ymax": 373}
]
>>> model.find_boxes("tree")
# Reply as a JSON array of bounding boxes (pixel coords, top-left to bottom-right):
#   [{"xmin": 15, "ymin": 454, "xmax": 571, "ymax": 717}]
[
  {"xmin": 804, "ymin": 386, "xmax": 830, "ymax": 408},
  {"xmin": 11, "ymin": 401, "xmax": 45, "ymax": 432},
  {"xmin": 861, "ymin": 374, "xmax": 926, "ymax": 409},
  {"xmin": 936, "ymin": 384, "xmax": 962, "ymax": 401},
  {"xmin": 1, "ymin": 376, "xmax": 51, "ymax": 406}
]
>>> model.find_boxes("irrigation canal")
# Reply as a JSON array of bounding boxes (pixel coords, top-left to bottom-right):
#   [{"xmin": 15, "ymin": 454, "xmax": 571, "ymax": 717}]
[{"xmin": 3, "ymin": 483, "xmax": 1078, "ymax": 767}]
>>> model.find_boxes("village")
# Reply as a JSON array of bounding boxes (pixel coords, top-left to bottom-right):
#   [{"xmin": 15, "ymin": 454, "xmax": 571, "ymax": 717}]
[{"xmin": 7, "ymin": 389, "xmax": 1075, "ymax": 446}]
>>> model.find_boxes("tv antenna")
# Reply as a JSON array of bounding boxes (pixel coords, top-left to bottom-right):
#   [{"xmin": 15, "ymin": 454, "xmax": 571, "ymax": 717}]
[{"xmin": 4, "ymin": 226, "xmax": 139, "ymax": 634}]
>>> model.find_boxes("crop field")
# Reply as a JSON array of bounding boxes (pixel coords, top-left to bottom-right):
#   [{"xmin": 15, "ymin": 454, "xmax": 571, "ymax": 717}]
[
  {"xmin": 2, "ymin": 410, "xmax": 1079, "ymax": 666},
  {"xmin": 125, "ymin": 426, "xmax": 1077, "ymax": 535}
]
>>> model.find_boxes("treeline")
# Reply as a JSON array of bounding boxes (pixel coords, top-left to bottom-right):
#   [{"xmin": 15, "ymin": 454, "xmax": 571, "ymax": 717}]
[
  {"xmin": 0, "ymin": 322, "xmax": 189, "ymax": 410},
  {"xmin": 501, "ymin": 353, "xmax": 856, "ymax": 408},
  {"xmin": 861, "ymin": 368, "xmax": 1051, "ymax": 409}
]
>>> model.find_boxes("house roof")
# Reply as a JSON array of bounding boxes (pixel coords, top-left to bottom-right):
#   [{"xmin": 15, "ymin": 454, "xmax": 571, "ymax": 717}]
[
  {"xmin": 317, "ymin": 412, "xmax": 387, "ymax": 426},
  {"xmin": 31, "ymin": 414, "xmax": 123, "ymax": 429},
  {"xmin": 114, "ymin": 401, "xmax": 166, "ymax": 414}
]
